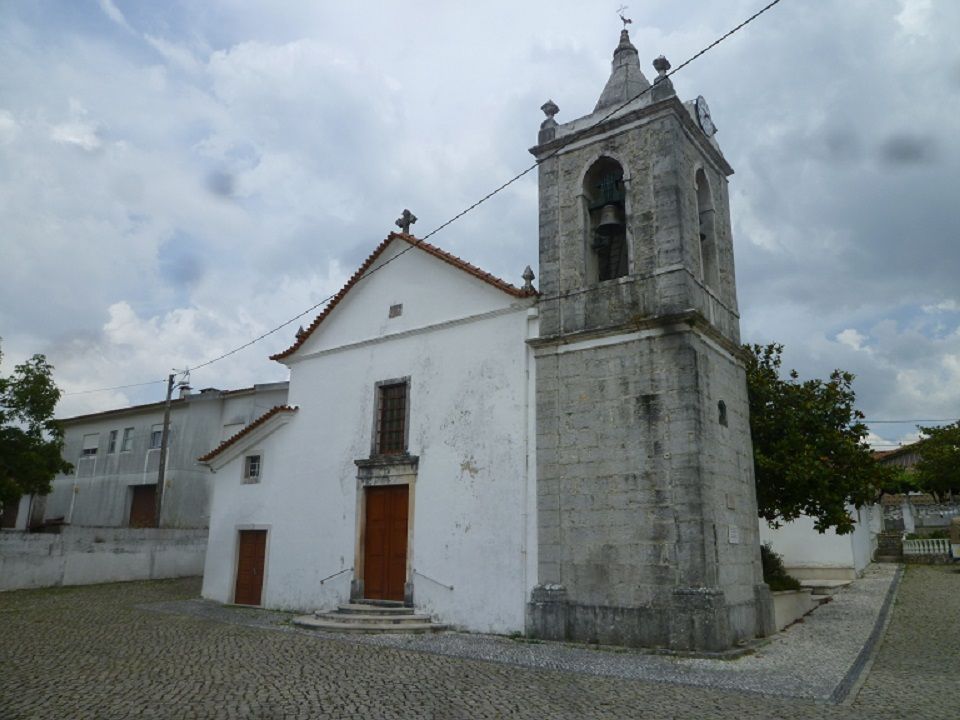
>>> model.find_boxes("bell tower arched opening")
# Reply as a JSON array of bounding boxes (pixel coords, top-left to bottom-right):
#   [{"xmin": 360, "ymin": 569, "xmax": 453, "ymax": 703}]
[
  {"xmin": 696, "ymin": 168, "xmax": 719, "ymax": 290},
  {"xmin": 584, "ymin": 157, "xmax": 628, "ymax": 283}
]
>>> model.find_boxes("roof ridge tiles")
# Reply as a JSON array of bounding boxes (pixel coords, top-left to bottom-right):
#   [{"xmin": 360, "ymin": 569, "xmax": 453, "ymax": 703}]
[{"xmin": 197, "ymin": 404, "xmax": 298, "ymax": 463}]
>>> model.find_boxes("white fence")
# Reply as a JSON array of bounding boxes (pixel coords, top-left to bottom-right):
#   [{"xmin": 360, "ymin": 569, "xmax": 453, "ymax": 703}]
[{"xmin": 902, "ymin": 538, "xmax": 950, "ymax": 557}]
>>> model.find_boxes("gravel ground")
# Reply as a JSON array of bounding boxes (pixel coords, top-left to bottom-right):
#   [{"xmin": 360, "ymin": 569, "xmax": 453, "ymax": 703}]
[
  {"xmin": 1, "ymin": 564, "xmax": 957, "ymax": 719},
  {"xmin": 146, "ymin": 563, "xmax": 899, "ymax": 702}
]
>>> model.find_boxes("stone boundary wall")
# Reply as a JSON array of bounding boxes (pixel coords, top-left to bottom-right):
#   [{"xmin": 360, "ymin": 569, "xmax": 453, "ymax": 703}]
[{"xmin": 0, "ymin": 527, "xmax": 207, "ymax": 592}]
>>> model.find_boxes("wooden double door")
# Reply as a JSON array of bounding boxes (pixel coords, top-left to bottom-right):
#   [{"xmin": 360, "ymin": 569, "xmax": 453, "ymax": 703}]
[{"xmin": 363, "ymin": 485, "xmax": 409, "ymax": 602}]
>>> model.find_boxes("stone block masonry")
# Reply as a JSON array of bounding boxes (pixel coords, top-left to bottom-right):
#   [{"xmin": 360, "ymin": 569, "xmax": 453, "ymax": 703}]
[
  {"xmin": 528, "ymin": 324, "xmax": 769, "ymax": 651},
  {"xmin": 528, "ymin": 27, "xmax": 772, "ymax": 651}
]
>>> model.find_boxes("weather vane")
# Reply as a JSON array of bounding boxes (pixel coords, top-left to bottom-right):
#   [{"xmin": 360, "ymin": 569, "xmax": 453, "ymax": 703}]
[{"xmin": 617, "ymin": 5, "xmax": 632, "ymax": 28}]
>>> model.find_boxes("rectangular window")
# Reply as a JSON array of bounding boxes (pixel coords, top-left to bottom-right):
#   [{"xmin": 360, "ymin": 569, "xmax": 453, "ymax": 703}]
[
  {"xmin": 120, "ymin": 427, "xmax": 134, "ymax": 452},
  {"xmin": 149, "ymin": 423, "xmax": 163, "ymax": 450},
  {"xmin": 81, "ymin": 433, "xmax": 99, "ymax": 456},
  {"xmin": 107, "ymin": 430, "xmax": 118, "ymax": 454},
  {"xmin": 376, "ymin": 382, "xmax": 408, "ymax": 455},
  {"xmin": 243, "ymin": 455, "xmax": 261, "ymax": 483}
]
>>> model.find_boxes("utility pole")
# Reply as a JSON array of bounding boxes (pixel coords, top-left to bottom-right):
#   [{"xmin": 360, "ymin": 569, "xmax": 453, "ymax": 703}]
[{"xmin": 155, "ymin": 373, "xmax": 176, "ymax": 528}]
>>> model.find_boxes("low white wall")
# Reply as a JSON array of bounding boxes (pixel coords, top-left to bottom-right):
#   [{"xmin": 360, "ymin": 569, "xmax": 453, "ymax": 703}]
[
  {"xmin": 772, "ymin": 589, "xmax": 816, "ymax": 631},
  {"xmin": 759, "ymin": 505, "xmax": 879, "ymax": 581},
  {"xmin": 0, "ymin": 527, "xmax": 207, "ymax": 592}
]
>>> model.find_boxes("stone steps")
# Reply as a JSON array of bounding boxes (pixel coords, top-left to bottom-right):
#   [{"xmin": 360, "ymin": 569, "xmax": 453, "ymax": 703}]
[
  {"xmin": 799, "ymin": 579, "xmax": 852, "ymax": 596},
  {"xmin": 292, "ymin": 600, "xmax": 447, "ymax": 634}
]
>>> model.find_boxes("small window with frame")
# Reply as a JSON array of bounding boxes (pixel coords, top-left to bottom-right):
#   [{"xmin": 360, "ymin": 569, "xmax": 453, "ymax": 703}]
[
  {"xmin": 243, "ymin": 454, "xmax": 262, "ymax": 483},
  {"xmin": 81, "ymin": 433, "xmax": 100, "ymax": 457},
  {"xmin": 120, "ymin": 427, "xmax": 134, "ymax": 452},
  {"xmin": 149, "ymin": 423, "xmax": 164, "ymax": 450},
  {"xmin": 107, "ymin": 429, "xmax": 118, "ymax": 454},
  {"xmin": 375, "ymin": 380, "xmax": 408, "ymax": 455}
]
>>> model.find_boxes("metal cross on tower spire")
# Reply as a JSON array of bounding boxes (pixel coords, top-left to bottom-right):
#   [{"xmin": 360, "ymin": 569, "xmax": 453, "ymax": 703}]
[{"xmin": 617, "ymin": 5, "xmax": 632, "ymax": 28}]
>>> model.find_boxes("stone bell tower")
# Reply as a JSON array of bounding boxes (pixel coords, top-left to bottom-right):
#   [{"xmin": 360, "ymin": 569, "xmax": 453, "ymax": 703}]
[{"xmin": 526, "ymin": 28, "xmax": 774, "ymax": 652}]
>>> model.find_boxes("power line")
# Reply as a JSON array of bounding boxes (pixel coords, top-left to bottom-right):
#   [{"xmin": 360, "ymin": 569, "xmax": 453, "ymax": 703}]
[
  {"xmin": 863, "ymin": 419, "xmax": 956, "ymax": 424},
  {"xmin": 61, "ymin": 0, "xmax": 786, "ymax": 395},
  {"xmin": 62, "ymin": 379, "xmax": 167, "ymax": 396}
]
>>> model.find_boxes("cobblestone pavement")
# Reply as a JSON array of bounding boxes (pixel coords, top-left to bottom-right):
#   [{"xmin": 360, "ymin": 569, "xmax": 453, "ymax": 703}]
[{"xmin": 1, "ymin": 566, "xmax": 957, "ymax": 719}]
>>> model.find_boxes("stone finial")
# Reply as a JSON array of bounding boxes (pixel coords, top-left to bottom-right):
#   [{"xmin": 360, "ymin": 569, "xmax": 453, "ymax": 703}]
[
  {"xmin": 538, "ymin": 100, "xmax": 559, "ymax": 143},
  {"xmin": 650, "ymin": 55, "xmax": 675, "ymax": 100},
  {"xmin": 395, "ymin": 209, "xmax": 417, "ymax": 234},
  {"xmin": 541, "ymin": 100, "xmax": 559, "ymax": 124},
  {"xmin": 521, "ymin": 265, "xmax": 536, "ymax": 292},
  {"xmin": 653, "ymin": 55, "xmax": 671, "ymax": 78}
]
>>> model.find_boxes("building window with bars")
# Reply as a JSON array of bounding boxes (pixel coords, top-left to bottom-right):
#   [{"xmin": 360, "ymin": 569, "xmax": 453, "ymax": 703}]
[
  {"xmin": 243, "ymin": 454, "xmax": 262, "ymax": 483},
  {"xmin": 375, "ymin": 380, "xmax": 408, "ymax": 455}
]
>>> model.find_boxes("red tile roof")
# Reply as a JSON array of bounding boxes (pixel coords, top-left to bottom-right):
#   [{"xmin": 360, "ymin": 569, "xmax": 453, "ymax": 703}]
[
  {"xmin": 270, "ymin": 232, "xmax": 537, "ymax": 361},
  {"xmin": 198, "ymin": 405, "xmax": 297, "ymax": 462}
]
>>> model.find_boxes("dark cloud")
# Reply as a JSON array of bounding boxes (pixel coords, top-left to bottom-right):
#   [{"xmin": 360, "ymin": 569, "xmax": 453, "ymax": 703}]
[
  {"xmin": 158, "ymin": 232, "xmax": 205, "ymax": 290},
  {"xmin": 206, "ymin": 169, "xmax": 235, "ymax": 197},
  {"xmin": 879, "ymin": 134, "xmax": 937, "ymax": 166}
]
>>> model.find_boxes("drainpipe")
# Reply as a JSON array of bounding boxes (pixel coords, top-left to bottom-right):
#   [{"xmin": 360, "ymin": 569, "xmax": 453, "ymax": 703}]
[{"xmin": 155, "ymin": 373, "xmax": 176, "ymax": 528}]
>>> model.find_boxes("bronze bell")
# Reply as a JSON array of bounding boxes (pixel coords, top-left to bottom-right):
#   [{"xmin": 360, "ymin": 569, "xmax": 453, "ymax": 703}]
[{"xmin": 595, "ymin": 203, "xmax": 625, "ymax": 237}]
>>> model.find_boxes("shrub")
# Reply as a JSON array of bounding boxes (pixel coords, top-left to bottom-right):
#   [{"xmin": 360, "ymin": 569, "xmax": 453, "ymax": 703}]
[{"xmin": 760, "ymin": 543, "xmax": 802, "ymax": 592}]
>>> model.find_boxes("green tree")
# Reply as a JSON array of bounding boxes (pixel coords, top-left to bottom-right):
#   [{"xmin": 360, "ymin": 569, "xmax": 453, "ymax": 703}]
[
  {"xmin": 0, "ymin": 344, "xmax": 72, "ymax": 508},
  {"xmin": 913, "ymin": 421, "xmax": 960, "ymax": 501},
  {"xmin": 745, "ymin": 343, "xmax": 881, "ymax": 534}
]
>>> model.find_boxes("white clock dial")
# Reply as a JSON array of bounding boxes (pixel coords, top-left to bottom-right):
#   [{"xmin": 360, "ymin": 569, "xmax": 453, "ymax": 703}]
[{"xmin": 695, "ymin": 95, "xmax": 717, "ymax": 138}]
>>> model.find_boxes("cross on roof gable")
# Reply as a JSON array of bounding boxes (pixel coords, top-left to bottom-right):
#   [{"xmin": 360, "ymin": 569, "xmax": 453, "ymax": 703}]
[{"xmin": 270, "ymin": 233, "xmax": 536, "ymax": 362}]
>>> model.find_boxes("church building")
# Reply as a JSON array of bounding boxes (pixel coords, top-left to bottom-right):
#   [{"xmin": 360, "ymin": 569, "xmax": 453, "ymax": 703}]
[{"xmin": 199, "ymin": 28, "xmax": 774, "ymax": 652}]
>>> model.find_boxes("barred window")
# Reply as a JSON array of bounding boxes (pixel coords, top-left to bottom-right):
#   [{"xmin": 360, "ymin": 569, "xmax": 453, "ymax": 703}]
[
  {"xmin": 243, "ymin": 455, "xmax": 261, "ymax": 483},
  {"xmin": 376, "ymin": 382, "xmax": 408, "ymax": 455}
]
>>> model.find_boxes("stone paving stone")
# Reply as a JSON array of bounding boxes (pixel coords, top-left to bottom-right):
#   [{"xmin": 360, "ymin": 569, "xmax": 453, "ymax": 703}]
[{"xmin": 0, "ymin": 566, "xmax": 957, "ymax": 719}]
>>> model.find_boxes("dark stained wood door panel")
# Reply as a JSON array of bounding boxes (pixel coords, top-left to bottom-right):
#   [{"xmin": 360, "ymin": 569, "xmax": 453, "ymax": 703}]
[
  {"xmin": 363, "ymin": 485, "xmax": 408, "ymax": 601},
  {"xmin": 234, "ymin": 529, "xmax": 267, "ymax": 606},
  {"xmin": 128, "ymin": 485, "xmax": 157, "ymax": 528}
]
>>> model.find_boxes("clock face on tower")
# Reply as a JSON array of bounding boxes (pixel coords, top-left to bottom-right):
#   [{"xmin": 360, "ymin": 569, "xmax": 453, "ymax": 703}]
[{"xmin": 695, "ymin": 95, "xmax": 717, "ymax": 138}]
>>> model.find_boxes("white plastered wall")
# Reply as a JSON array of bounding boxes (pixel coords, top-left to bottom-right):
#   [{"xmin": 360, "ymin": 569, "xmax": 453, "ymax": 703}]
[
  {"xmin": 203, "ymin": 241, "xmax": 539, "ymax": 633},
  {"xmin": 758, "ymin": 503, "xmax": 879, "ymax": 581}
]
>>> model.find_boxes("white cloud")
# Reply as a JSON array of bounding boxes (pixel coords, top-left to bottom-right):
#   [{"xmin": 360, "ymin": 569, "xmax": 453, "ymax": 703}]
[
  {"xmin": 895, "ymin": 0, "xmax": 932, "ymax": 37},
  {"xmin": 0, "ymin": 109, "xmax": 18, "ymax": 144},
  {"xmin": 144, "ymin": 35, "xmax": 203, "ymax": 74},
  {"xmin": 50, "ymin": 120, "xmax": 101, "ymax": 151},
  {"xmin": 836, "ymin": 328, "xmax": 868, "ymax": 352},
  {"xmin": 922, "ymin": 299, "xmax": 959, "ymax": 314},
  {"xmin": 97, "ymin": 0, "xmax": 134, "ymax": 33}
]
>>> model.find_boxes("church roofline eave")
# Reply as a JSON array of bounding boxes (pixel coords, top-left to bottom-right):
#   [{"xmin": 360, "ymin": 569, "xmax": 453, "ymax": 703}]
[
  {"xmin": 197, "ymin": 404, "xmax": 298, "ymax": 467},
  {"xmin": 269, "ymin": 233, "xmax": 537, "ymax": 363},
  {"xmin": 530, "ymin": 95, "xmax": 733, "ymax": 177}
]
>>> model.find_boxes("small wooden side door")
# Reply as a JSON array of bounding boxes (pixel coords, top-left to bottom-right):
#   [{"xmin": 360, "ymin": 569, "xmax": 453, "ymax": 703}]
[
  {"xmin": 363, "ymin": 485, "xmax": 409, "ymax": 601},
  {"xmin": 128, "ymin": 485, "xmax": 157, "ymax": 528},
  {"xmin": 234, "ymin": 529, "xmax": 267, "ymax": 606}
]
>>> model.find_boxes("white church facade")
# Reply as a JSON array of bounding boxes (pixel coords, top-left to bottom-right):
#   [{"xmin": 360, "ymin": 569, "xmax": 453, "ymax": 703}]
[
  {"xmin": 199, "ymin": 28, "xmax": 775, "ymax": 652},
  {"xmin": 200, "ymin": 235, "xmax": 540, "ymax": 633}
]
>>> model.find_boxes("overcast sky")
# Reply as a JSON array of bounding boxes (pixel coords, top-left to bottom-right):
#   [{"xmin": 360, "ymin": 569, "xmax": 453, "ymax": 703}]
[{"xmin": 1, "ymin": 0, "xmax": 957, "ymax": 448}]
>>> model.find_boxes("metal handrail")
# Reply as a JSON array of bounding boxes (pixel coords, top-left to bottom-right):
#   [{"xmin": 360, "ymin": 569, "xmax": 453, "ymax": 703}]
[
  {"xmin": 319, "ymin": 566, "xmax": 354, "ymax": 585},
  {"xmin": 413, "ymin": 569, "xmax": 454, "ymax": 591}
]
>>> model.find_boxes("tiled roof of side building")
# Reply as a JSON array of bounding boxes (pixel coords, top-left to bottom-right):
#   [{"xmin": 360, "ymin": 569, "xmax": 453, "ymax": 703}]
[
  {"xmin": 270, "ymin": 232, "xmax": 537, "ymax": 361},
  {"xmin": 198, "ymin": 405, "xmax": 298, "ymax": 463}
]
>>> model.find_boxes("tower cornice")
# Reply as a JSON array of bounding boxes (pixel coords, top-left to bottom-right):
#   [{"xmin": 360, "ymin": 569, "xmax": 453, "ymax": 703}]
[{"xmin": 530, "ymin": 95, "xmax": 733, "ymax": 177}]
